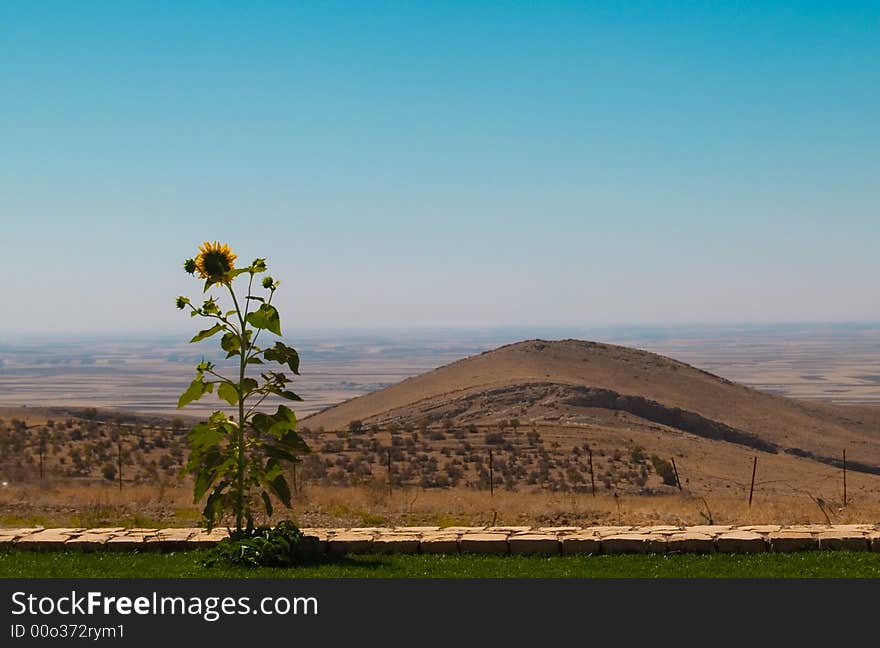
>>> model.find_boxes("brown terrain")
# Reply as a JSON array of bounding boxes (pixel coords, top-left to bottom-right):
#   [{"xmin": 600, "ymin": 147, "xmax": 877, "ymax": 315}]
[
  {"xmin": 302, "ymin": 339, "xmax": 880, "ymax": 503},
  {"xmin": 3, "ymin": 338, "xmax": 880, "ymax": 529}
]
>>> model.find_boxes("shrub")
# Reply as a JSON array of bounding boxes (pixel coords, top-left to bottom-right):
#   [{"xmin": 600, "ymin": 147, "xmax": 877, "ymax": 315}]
[
  {"xmin": 650, "ymin": 454, "xmax": 677, "ymax": 486},
  {"xmin": 208, "ymin": 521, "xmax": 307, "ymax": 567},
  {"xmin": 101, "ymin": 463, "xmax": 117, "ymax": 481}
]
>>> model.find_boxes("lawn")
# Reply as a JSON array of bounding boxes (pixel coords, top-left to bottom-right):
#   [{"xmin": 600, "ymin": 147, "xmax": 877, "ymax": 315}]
[{"xmin": 3, "ymin": 550, "xmax": 880, "ymax": 578}]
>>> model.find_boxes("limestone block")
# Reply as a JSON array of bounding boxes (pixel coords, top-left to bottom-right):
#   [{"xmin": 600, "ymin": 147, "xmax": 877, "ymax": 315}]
[
  {"xmin": 105, "ymin": 534, "xmax": 148, "ymax": 551},
  {"xmin": 327, "ymin": 533, "xmax": 374, "ymax": 555},
  {"xmin": 508, "ymin": 534, "xmax": 560, "ymax": 556},
  {"xmin": 459, "ymin": 533, "xmax": 509, "ymax": 555},
  {"xmin": 601, "ymin": 534, "xmax": 666, "ymax": 554},
  {"xmin": 716, "ymin": 531, "xmax": 766, "ymax": 554},
  {"xmin": 737, "ymin": 525, "xmax": 781, "ymax": 534},
  {"xmin": 641, "ymin": 525, "xmax": 682, "ymax": 534},
  {"xmin": 16, "ymin": 529, "xmax": 81, "ymax": 550},
  {"xmin": 560, "ymin": 533, "xmax": 601, "ymax": 556},
  {"xmin": 372, "ymin": 534, "xmax": 421, "ymax": 554},
  {"xmin": 585, "ymin": 526, "xmax": 633, "ymax": 537},
  {"xmin": 685, "ymin": 525, "xmax": 732, "ymax": 535},
  {"xmin": 667, "ymin": 532, "xmax": 715, "ymax": 553},
  {"xmin": 769, "ymin": 531, "xmax": 819, "ymax": 553},
  {"xmin": 66, "ymin": 533, "xmax": 112, "ymax": 551},
  {"xmin": 817, "ymin": 531, "xmax": 869, "ymax": 551},
  {"xmin": 420, "ymin": 535, "xmax": 459, "ymax": 555}
]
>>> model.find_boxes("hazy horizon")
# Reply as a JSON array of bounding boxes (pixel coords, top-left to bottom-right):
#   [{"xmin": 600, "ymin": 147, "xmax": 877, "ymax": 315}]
[{"xmin": 3, "ymin": 323, "xmax": 880, "ymax": 416}]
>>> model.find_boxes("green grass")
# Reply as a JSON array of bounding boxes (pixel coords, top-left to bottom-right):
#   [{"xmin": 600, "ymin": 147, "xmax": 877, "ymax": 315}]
[{"xmin": 4, "ymin": 550, "xmax": 880, "ymax": 578}]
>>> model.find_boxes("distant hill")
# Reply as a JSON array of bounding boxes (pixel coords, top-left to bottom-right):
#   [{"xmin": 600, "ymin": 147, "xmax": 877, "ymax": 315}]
[{"xmin": 305, "ymin": 339, "xmax": 880, "ymax": 477}]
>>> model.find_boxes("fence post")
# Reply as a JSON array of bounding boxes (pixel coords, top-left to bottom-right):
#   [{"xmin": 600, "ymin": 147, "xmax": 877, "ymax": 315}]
[
  {"xmin": 748, "ymin": 456, "xmax": 757, "ymax": 508},
  {"xmin": 588, "ymin": 447, "xmax": 596, "ymax": 497},
  {"xmin": 671, "ymin": 457, "xmax": 682, "ymax": 491},
  {"xmin": 118, "ymin": 438, "xmax": 123, "ymax": 493},
  {"xmin": 489, "ymin": 448, "xmax": 494, "ymax": 496},
  {"xmin": 387, "ymin": 449, "xmax": 393, "ymax": 497}
]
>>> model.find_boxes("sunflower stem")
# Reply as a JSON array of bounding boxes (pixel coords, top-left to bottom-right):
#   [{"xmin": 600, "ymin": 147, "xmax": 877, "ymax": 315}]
[{"xmin": 228, "ymin": 284, "xmax": 248, "ymax": 534}]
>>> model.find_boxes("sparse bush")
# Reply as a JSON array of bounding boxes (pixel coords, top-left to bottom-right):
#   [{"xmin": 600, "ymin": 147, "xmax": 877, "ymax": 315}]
[
  {"xmin": 650, "ymin": 454, "xmax": 677, "ymax": 486},
  {"xmin": 101, "ymin": 462, "xmax": 117, "ymax": 481}
]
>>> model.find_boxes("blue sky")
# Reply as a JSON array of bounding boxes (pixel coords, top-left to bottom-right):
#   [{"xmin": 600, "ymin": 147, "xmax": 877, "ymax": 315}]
[{"xmin": 2, "ymin": 1, "xmax": 878, "ymax": 335}]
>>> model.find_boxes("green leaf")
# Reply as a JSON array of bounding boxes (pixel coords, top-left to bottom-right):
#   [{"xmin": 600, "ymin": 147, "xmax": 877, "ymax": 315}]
[
  {"xmin": 247, "ymin": 356, "xmax": 264, "ymax": 364},
  {"xmin": 246, "ymin": 295, "xmax": 265, "ymax": 303},
  {"xmin": 261, "ymin": 490, "xmax": 273, "ymax": 517},
  {"xmin": 263, "ymin": 342, "xmax": 300, "ymax": 375},
  {"xmin": 263, "ymin": 445, "xmax": 299, "ymax": 463},
  {"xmin": 246, "ymin": 304, "xmax": 281, "ymax": 336},
  {"xmin": 242, "ymin": 377, "xmax": 259, "ymax": 395},
  {"xmin": 190, "ymin": 324, "xmax": 224, "ymax": 343},
  {"xmin": 268, "ymin": 474, "xmax": 292, "ymax": 508},
  {"xmin": 217, "ymin": 382, "xmax": 239, "ymax": 406},
  {"xmin": 202, "ymin": 482, "xmax": 229, "ymax": 530},
  {"xmin": 178, "ymin": 378, "xmax": 207, "ymax": 408},
  {"xmin": 220, "ymin": 332, "xmax": 241, "ymax": 357},
  {"xmin": 187, "ymin": 421, "xmax": 224, "ymax": 451},
  {"xmin": 193, "ymin": 454, "xmax": 221, "ymax": 501}
]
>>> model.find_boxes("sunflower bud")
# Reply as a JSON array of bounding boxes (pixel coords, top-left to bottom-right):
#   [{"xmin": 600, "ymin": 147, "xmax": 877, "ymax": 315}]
[
  {"xmin": 175, "ymin": 296, "xmax": 190, "ymax": 310},
  {"xmin": 251, "ymin": 258, "xmax": 267, "ymax": 273},
  {"xmin": 183, "ymin": 259, "xmax": 197, "ymax": 274},
  {"xmin": 202, "ymin": 298, "xmax": 219, "ymax": 314},
  {"xmin": 262, "ymin": 276, "xmax": 274, "ymax": 289}
]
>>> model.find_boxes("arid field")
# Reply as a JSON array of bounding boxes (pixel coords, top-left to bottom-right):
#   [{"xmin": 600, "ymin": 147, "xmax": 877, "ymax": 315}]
[{"xmin": 2, "ymin": 331, "xmax": 879, "ymax": 529}]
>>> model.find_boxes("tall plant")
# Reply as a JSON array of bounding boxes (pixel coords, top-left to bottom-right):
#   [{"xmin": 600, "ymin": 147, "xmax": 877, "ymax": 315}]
[{"xmin": 176, "ymin": 242, "xmax": 308, "ymax": 532}]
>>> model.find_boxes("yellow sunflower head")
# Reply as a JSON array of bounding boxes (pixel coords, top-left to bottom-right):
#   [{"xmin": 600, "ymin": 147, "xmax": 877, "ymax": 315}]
[{"xmin": 194, "ymin": 241, "xmax": 237, "ymax": 283}]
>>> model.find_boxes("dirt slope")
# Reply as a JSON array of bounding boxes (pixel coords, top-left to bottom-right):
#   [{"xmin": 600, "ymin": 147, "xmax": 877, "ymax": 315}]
[{"xmin": 304, "ymin": 339, "xmax": 880, "ymax": 469}]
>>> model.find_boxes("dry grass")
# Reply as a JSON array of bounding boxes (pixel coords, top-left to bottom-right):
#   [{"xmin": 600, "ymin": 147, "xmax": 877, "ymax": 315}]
[
  {"xmin": 4, "ymin": 480, "xmax": 877, "ymax": 529},
  {"xmin": 289, "ymin": 484, "xmax": 880, "ymax": 528}
]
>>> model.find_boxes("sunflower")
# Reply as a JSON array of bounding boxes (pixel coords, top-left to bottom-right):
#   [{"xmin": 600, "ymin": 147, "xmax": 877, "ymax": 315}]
[{"xmin": 194, "ymin": 241, "xmax": 237, "ymax": 283}]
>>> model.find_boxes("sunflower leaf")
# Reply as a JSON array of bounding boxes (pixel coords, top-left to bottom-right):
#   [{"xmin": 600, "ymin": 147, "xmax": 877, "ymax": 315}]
[
  {"xmin": 217, "ymin": 382, "xmax": 239, "ymax": 406},
  {"xmin": 190, "ymin": 324, "xmax": 224, "ymax": 343},
  {"xmin": 263, "ymin": 341, "xmax": 300, "ymax": 375},
  {"xmin": 246, "ymin": 304, "xmax": 282, "ymax": 336},
  {"xmin": 242, "ymin": 377, "xmax": 259, "ymax": 395},
  {"xmin": 178, "ymin": 378, "xmax": 208, "ymax": 408},
  {"xmin": 220, "ymin": 332, "xmax": 241, "ymax": 357}
]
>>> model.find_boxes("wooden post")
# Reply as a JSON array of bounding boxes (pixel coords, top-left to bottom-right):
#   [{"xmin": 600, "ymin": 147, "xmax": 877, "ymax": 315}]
[
  {"xmin": 843, "ymin": 449, "xmax": 847, "ymax": 507},
  {"xmin": 748, "ymin": 456, "xmax": 757, "ymax": 508},
  {"xmin": 118, "ymin": 439, "xmax": 123, "ymax": 492},
  {"xmin": 387, "ymin": 449, "xmax": 393, "ymax": 497},
  {"xmin": 588, "ymin": 447, "xmax": 596, "ymax": 497},
  {"xmin": 671, "ymin": 457, "xmax": 682, "ymax": 491},
  {"xmin": 489, "ymin": 448, "xmax": 494, "ymax": 496},
  {"xmin": 38, "ymin": 433, "xmax": 45, "ymax": 487}
]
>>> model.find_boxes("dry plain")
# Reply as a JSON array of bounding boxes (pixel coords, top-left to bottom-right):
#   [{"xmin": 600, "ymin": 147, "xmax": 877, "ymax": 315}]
[{"xmin": 1, "ymin": 326, "xmax": 879, "ymax": 529}]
